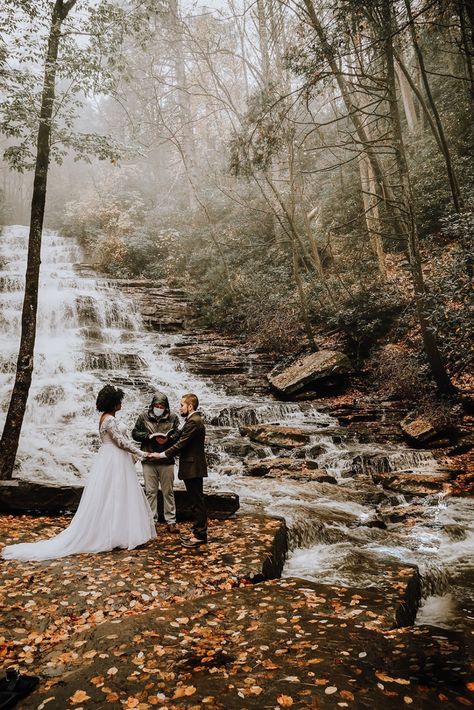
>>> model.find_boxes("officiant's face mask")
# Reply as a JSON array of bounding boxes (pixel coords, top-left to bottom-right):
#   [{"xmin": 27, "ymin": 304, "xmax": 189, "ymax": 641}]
[{"xmin": 153, "ymin": 406, "xmax": 165, "ymax": 419}]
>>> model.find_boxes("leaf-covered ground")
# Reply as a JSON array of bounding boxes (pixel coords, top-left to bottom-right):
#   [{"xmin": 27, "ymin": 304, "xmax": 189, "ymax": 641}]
[
  {"xmin": 1, "ymin": 514, "xmax": 473, "ymax": 709},
  {"xmin": 0, "ymin": 514, "xmax": 284, "ymax": 674},
  {"xmin": 17, "ymin": 579, "xmax": 474, "ymax": 709}
]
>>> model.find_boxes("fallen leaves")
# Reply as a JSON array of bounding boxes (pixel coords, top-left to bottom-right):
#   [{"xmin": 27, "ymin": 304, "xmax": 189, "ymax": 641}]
[
  {"xmin": 173, "ymin": 685, "xmax": 196, "ymax": 698},
  {"xmin": 375, "ymin": 671, "xmax": 410, "ymax": 685},
  {"xmin": 1, "ymin": 516, "xmax": 472, "ymax": 710},
  {"xmin": 69, "ymin": 689, "xmax": 91, "ymax": 704}
]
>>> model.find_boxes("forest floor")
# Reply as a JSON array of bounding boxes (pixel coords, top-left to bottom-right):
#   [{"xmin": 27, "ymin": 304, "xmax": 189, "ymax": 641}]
[{"xmin": 1, "ymin": 514, "xmax": 473, "ymax": 709}]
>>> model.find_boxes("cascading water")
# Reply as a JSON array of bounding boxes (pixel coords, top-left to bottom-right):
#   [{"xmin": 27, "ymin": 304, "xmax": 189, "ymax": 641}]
[{"xmin": 1, "ymin": 225, "xmax": 472, "ymax": 630}]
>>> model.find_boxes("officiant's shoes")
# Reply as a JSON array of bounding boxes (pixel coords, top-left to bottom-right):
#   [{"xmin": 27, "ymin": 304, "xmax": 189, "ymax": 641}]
[
  {"xmin": 180, "ymin": 535, "xmax": 207, "ymax": 548},
  {"xmin": 167, "ymin": 524, "xmax": 179, "ymax": 534}
]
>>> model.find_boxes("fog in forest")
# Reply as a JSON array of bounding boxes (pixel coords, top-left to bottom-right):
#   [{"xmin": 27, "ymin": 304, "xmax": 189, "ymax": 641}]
[{"xmin": 1, "ymin": 0, "xmax": 472, "ymax": 397}]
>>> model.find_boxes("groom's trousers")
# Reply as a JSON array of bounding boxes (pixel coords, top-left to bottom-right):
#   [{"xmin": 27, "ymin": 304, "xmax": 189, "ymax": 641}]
[
  {"xmin": 142, "ymin": 462, "xmax": 176, "ymax": 524},
  {"xmin": 184, "ymin": 477, "xmax": 208, "ymax": 540}
]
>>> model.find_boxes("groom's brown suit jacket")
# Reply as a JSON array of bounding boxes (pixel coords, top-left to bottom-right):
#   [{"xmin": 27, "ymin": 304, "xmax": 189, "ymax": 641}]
[{"xmin": 163, "ymin": 412, "xmax": 207, "ymax": 481}]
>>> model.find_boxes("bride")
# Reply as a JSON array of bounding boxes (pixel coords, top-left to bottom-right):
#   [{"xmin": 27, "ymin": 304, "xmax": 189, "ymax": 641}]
[{"xmin": 2, "ymin": 385, "xmax": 159, "ymax": 561}]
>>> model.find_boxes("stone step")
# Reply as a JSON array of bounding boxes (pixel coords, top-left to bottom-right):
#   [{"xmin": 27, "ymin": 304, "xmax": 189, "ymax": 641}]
[{"xmin": 0, "ymin": 481, "xmax": 239, "ymax": 519}]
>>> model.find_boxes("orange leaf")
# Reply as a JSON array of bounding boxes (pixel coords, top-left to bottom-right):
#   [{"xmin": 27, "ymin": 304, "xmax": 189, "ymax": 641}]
[
  {"xmin": 277, "ymin": 695, "xmax": 294, "ymax": 707},
  {"xmin": 340, "ymin": 690, "xmax": 355, "ymax": 700},
  {"xmin": 174, "ymin": 686, "xmax": 196, "ymax": 698},
  {"xmin": 70, "ymin": 690, "xmax": 91, "ymax": 704},
  {"xmin": 262, "ymin": 659, "xmax": 279, "ymax": 670}
]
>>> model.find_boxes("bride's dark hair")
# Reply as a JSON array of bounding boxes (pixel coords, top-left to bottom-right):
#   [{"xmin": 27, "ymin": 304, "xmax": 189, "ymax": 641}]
[{"xmin": 96, "ymin": 385, "xmax": 125, "ymax": 412}]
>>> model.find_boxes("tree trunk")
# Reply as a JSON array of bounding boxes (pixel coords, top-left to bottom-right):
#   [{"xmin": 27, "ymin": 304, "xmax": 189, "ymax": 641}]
[
  {"xmin": 359, "ymin": 155, "xmax": 387, "ymax": 280},
  {"xmin": 381, "ymin": 0, "xmax": 455, "ymax": 394},
  {"xmin": 0, "ymin": 0, "xmax": 77, "ymax": 481},
  {"xmin": 457, "ymin": 0, "xmax": 474, "ymax": 100},
  {"xmin": 288, "ymin": 139, "xmax": 316, "ymax": 349},
  {"xmin": 301, "ymin": 0, "xmax": 406, "ymax": 243},
  {"xmin": 404, "ymin": 0, "xmax": 462, "ymax": 211},
  {"xmin": 169, "ymin": 0, "xmax": 197, "ymax": 213},
  {"xmin": 292, "ymin": 239, "xmax": 316, "ymax": 350},
  {"xmin": 395, "ymin": 58, "xmax": 419, "ymax": 131},
  {"xmin": 256, "ymin": 0, "xmax": 270, "ymax": 87}
]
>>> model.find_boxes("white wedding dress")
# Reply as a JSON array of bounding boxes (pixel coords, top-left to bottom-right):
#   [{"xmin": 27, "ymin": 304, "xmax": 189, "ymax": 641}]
[{"xmin": 1, "ymin": 416, "xmax": 157, "ymax": 561}]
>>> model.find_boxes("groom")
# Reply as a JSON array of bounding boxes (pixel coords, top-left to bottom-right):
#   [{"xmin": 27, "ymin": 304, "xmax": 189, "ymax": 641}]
[{"xmin": 157, "ymin": 393, "xmax": 208, "ymax": 548}]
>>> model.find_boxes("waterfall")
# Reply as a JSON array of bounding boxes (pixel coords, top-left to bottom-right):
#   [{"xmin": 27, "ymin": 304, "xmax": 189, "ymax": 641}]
[{"xmin": 0, "ymin": 226, "xmax": 219, "ymax": 483}]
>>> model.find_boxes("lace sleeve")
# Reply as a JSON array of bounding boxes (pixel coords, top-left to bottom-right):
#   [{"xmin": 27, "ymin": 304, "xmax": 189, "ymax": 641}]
[{"xmin": 102, "ymin": 417, "xmax": 144, "ymax": 459}]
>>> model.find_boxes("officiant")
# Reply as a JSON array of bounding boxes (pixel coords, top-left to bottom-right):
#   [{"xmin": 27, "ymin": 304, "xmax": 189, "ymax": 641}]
[{"xmin": 132, "ymin": 391, "xmax": 180, "ymax": 532}]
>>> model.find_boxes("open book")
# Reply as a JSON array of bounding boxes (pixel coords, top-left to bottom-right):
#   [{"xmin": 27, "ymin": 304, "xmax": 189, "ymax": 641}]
[{"xmin": 149, "ymin": 429, "xmax": 175, "ymax": 444}]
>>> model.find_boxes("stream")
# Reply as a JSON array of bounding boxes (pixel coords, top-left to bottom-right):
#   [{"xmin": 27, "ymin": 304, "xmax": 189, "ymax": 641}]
[{"xmin": 1, "ymin": 225, "xmax": 473, "ymax": 633}]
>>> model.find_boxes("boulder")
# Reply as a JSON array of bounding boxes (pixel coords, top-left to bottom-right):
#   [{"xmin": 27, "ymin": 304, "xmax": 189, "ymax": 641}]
[
  {"xmin": 0, "ymin": 480, "xmax": 239, "ymax": 519},
  {"xmin": 239, "ymin": 424, "xmax": 311, "ymax": 448},
  {"xmin": 268, "ymin": 349, "xmax": 352, "ymax": 395},
  {"xmin": 400, "ymin": 415, "xmax": 443, "ymax": 444},
  {"xmin": 220, "ymin": 439, "xmax": 268, "ymax": 460},
  {"xmin": 371, "ymin": 469, "xmax": 455, "ymax": 496},
  {"xmin": 244, "ymin": 457, "xmax": 337, "ymax": 483}
]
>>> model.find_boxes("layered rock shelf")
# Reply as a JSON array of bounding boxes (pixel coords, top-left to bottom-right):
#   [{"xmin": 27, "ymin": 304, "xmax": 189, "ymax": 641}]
[{"xmin": 0, "ymin": 481, "xmax": 239, "ymax": 519}]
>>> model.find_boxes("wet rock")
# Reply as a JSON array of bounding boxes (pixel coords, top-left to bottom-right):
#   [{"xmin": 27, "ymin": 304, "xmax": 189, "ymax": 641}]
[
  {"xmin": 450, "ymin": 469, "xmax": 474, "ymax": 497},
  {"xmin": 0, "ymin": 480, "xmax": 239, "ymax": 519},
  {"xmin": 268, "ymin": 349, "xmax": 352, "ymax": 395},
  {"xmin": 352, "ymin": 452, "xmax": 391, "ymax": 476},
  {"xmin": 371, "ymin": 469, "xmax": 455, "ymax": 496},
  {"xmin": 361, "ymin": 512, "xmax": 387, "ymax": 529},
  {"xmin": 220, "ymin": 439, "xmax": 267, "ymax": 460},
  {"xmin": 306, "ymin": 443, "xmax": 326, "ymax": 457},
  {"xmin": 239, "ymin": 424, "xmax": 311, "ymax": 448},
  {"xmin": 210, "ymin": 406, "xmax": 259, "ymax": 426},
  {"xmin": 244, "ymin": 457, "xmax": 337, "ymax": 483},
  {"xmin": 80, "ymin": 350, "xmax": 148, "ymax": 371},
  {"xmin": 377, "ymin": 503, "xmax": 427, "ymax": 524},
  {"xmin": 400, "ymin": 414, "xmax": 444, "ymax": 444},
  {"xmin": 444, "ymin": 524, "xmax": 467, "ymax": 542}
]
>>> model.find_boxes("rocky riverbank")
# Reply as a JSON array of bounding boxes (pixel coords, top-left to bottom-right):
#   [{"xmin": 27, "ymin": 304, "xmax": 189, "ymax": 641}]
[{"xmin": 119, "ymin": 276, "xmax": 473, "ymax": 494}]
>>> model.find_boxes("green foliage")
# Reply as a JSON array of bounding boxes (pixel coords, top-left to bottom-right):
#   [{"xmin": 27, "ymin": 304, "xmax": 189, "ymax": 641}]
[
  {"xmin": 318, "ymin": 283, "xmax": 407, "ymax": 361},
  {"xmin": 229, "ymin": 86, "xmax": 293, "ymax": 176},
  {"xmin": 422, "ymin": 217, "xmax": 474, "ymax": 374},
  {"xmin": 0, "ymin": 0, "xmax": 132, "ymax": 171}
]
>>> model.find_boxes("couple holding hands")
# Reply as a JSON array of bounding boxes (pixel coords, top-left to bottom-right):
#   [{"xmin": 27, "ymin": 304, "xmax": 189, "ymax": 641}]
[{"xmin": 2, "ymin": 386, "xmax": 208, "ymax": 562}]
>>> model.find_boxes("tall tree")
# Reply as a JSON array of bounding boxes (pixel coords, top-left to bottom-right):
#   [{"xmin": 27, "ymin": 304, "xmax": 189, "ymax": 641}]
[
  {"xmin": 379, "ymin": 0, "xmax": 455, "ymax": 393},
  {"xmin": 0, "ymin": 0, "xmax": 77, "ymax": 480},
  {"xmin": 0, "ymin": 0, "xmax": 123, "ymax": 480}
]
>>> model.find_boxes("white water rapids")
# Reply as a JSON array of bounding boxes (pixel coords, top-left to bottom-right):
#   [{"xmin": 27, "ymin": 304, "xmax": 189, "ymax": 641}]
[{"xmin": 1, "ymin": 225, "xmax": 473, "ymax": 629}]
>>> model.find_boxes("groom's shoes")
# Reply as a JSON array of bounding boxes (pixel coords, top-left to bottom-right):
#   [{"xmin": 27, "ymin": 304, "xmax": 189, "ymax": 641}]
[{"xmin": 180, "ymin": 535, "xmax": 207, "ymax": 548}]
